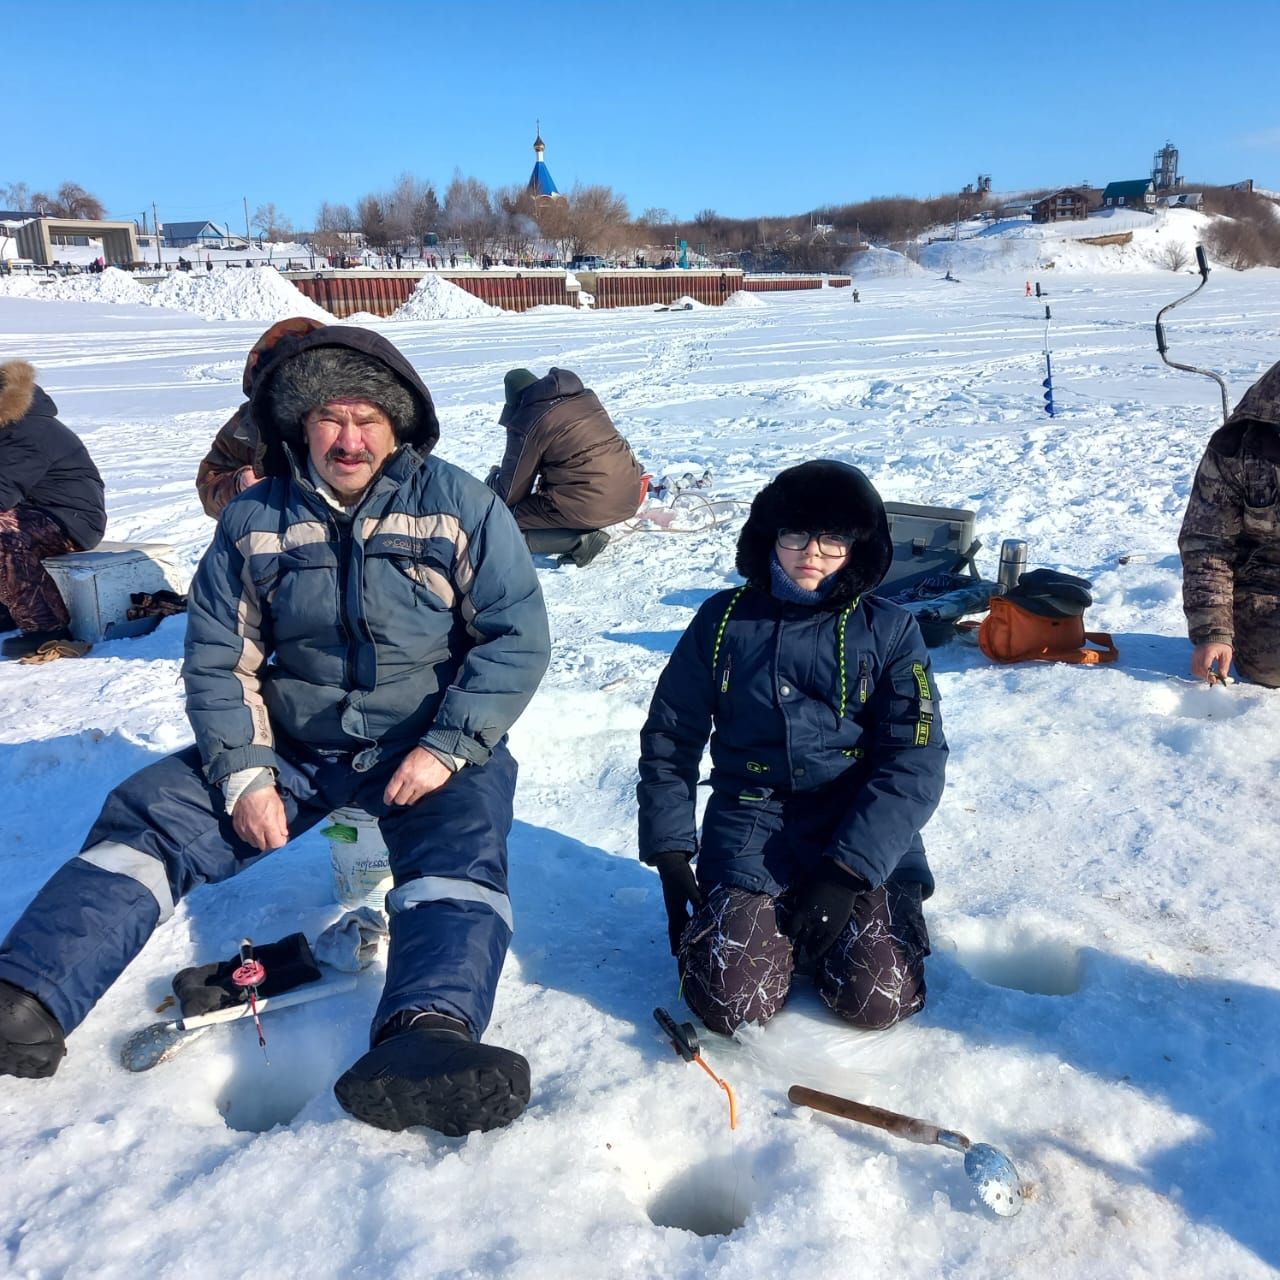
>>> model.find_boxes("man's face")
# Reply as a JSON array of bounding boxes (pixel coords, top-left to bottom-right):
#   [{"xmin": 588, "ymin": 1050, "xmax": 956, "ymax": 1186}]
[{"xmin": 303, "ymin": 399, "xmax": 398, "ymax": 502}]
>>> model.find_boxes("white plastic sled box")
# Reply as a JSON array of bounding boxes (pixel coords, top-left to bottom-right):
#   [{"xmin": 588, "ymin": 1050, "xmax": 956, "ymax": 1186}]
[
  {"xmin": 879, "ymin": 501, "xmax": 977, "ymax": 592},
  {"xmin": 43, "ymin": 541, "xmax": 185, "ymax": 643}
]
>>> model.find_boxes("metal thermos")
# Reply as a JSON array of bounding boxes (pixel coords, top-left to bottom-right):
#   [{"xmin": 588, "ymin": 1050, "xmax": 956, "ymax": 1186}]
[{"xmin": 997, "ymin": 539, "xmax": 1028, "ymax": 591}]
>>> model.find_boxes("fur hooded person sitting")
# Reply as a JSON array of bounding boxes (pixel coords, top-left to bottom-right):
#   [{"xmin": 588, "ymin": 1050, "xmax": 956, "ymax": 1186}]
[
  {"xmin": 637, "ymin": 460, "xmax": 947, "ymax": 1036},
  {"xmin": 0, "ymin": 326, "xmax": 551, "ymax": 1139},
  {"xmin": 486, "ymin": 367, "xmax": 643, "ymax": 567},
  {"xmin": 0, "ymin": 360, "xmax": 106, "ymax": 659}
]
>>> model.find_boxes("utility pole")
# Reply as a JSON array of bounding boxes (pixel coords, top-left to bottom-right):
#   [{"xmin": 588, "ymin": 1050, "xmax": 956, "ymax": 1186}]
[
  {"xmin": 244, "ymin": 196, "xmax": 251, "ymax": 244},
  {"xmin": 152, "ymin": 202, "xmax": 163, "ymax": 268}
]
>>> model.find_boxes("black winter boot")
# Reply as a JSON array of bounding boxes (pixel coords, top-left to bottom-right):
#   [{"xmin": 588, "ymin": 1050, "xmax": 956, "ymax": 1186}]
[
  {"xmin": 563, "ymin": 529, "xmax": 610, "ymax": 568},
  {"xmin": 334, "ymin": 1022, "xmax": 530, "ymax": 1136},
  {"xmin": 0, "ymin": 980, "xmax": 67, "ymax": 1078}
]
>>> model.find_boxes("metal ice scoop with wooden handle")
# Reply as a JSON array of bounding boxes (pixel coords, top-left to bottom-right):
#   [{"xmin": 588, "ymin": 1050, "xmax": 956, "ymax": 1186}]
[{"xmin": 788, "ymin": 1084, "xmax": 1023, "ymax": 1217}]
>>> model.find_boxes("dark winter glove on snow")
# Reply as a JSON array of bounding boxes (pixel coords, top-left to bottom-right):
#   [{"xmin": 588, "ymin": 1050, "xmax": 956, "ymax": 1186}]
[
  {"xmin": 653, "ymin": 851, "xmax": 704, "ymax": 955},
  {"xmin": 788, "ymin": 861, "xmax": 869, "ymax": 962}
]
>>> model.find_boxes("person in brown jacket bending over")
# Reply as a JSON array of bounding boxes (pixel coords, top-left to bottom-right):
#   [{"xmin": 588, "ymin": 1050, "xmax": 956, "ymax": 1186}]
[
  {"xmin": 1179, "ymin": 358, "xmax": 1280, "ymax": 687},
  {"xmin": 195, "ymin": 316, "xmax": 326, "ymax": 518},
  {"xmin": 486, "ymin": 368, "xmax": 644, "ymax": 567}
]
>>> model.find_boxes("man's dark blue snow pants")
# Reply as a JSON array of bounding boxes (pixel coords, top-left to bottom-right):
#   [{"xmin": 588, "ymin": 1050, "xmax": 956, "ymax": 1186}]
[{"xmin": 0, "ymin": 740, "xmax": 517, "ymax": 1041}]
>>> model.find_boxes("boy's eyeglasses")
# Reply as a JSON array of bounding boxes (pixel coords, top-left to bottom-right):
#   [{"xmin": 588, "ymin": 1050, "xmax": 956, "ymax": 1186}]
[{"xmin": 776, "ymin": 529, "xmax": 853, "ymax": 556}]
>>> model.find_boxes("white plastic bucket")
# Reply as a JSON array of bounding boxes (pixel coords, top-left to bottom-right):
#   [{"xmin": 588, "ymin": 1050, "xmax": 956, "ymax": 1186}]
[{"xmin": 321, "ymin": 807, "xmax": 392, "ymax": 911}]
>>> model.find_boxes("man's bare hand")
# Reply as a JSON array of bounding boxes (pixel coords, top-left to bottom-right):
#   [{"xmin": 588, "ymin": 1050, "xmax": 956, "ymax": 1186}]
[
  {"xmin": 1191, "ymin": 641, "xmax": 1233, "ymax": 685},
  {"xmin": 232, "ymin": 787, "xmax": 290, "ymax": 851},
  {"xmin": 384, "ymin": 746, "xmax": 452, "ymax": 807}
]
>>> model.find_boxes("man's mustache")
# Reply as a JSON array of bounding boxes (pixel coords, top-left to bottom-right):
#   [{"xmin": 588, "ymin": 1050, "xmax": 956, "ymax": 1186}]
[{"xmin": 325, "ymin": 447, "xmax": 375, "ymax": 464}]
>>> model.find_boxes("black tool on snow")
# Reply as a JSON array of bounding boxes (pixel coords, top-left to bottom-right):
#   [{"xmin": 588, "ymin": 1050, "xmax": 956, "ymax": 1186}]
[
  {"xmin": 653, "ymin": 1006, "xmax": 699, "ymax": 1061},
  {"xmin": 1155, "ymin": 244, "xmax": 1230, "ymax": 425}
]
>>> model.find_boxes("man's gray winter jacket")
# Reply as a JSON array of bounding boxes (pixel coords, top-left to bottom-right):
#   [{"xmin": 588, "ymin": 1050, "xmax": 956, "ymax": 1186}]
[{"xmin": 183, "ymin": 326, "xmax": 550, "ymax": 785}]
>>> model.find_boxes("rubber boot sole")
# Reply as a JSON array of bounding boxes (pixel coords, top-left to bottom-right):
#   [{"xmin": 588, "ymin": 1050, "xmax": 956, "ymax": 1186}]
[{"xmin": 334, "ymin": 1039, "xmax": 530, "ymax": 1136}]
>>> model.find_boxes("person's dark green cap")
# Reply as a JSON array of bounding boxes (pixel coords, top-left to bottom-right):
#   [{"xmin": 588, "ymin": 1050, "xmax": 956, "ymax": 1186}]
[{"xmin": 504, "ymin": 368, "xmax": 539, "ymax": 407}]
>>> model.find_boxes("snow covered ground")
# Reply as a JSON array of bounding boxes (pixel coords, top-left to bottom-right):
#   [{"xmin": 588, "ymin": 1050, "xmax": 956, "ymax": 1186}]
[{"xmin": 1, "ymin": 272, "xmax": 1279, "ymax": 1278}]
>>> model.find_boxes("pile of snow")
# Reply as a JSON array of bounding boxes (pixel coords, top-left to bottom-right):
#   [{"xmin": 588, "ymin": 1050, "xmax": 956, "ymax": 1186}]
[
  {"xmin": 147, "ymin": 266, "xmax": 333, "ymax": 322},
  {"xmin": 0, "ymin": 267, "xmax": 150, "ymax": 305},
  {"xmin": 392, "ymin": 273, "xmax": 501, "ymax": 320},
  {"xmin": 849, "ymin": 246, "xmax": 929, "ymax": 279},
  {"xmin": 915, "ymin": 207, "xmax": 1217, "ymax": 277},
  {"xmin": 723, "ymin": 289, "xmax": 766, "ymax": 309}
]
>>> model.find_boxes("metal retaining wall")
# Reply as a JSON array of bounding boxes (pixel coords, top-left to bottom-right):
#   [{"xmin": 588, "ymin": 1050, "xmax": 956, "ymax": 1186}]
[
  {"xmin": 577, "ymin": 269, "xmax": 744, "ymax": 309},
  {"xmin": 285, "ymin": 269, "xmax": 851, "ymax": 317},
  {"xmin": 743, "ymin": 274, "xmax": 852, "ymax": 292},
  {"xmin": 287, "ymin": 270, "xmax": 576, "ymax": 318}
]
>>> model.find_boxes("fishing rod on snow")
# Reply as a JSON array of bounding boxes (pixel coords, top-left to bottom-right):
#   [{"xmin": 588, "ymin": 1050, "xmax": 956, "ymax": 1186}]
[{"xmin": 1155, "ymin": 244, "xmax": 1231, "ymax": 425}]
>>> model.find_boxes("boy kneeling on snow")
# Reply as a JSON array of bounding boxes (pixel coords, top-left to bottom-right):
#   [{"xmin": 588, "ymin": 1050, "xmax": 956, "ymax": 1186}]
[
  {"xmin": 0, "ymin": 326, "xmax": 550, "ymax": 1137},
  {"xmin": 637, "ymin": 461, "xmax": 947, "ymax": 1034}
]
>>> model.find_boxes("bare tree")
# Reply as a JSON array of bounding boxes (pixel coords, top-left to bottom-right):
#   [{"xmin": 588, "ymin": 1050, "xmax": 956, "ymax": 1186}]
[
  {"xmin": 1, "ymin": 181, "xmax": 32, "ymax": 210},
  {"xmin": 534, "ymin": 196, "xmax": 576, "ymax": 264},
  {"xmin": 29, "ymin": 182, "xmax": 106, "ymax": 220},
  {"xmin": 443, "ymin": 173, "xmax": 494, "ymax": 258},
  {"xmin": 314, "ymin": 201, "xmax": 358, "ymax": 259},
  {"xmin": 566, "ymin": 184, "xmax": 630, "ymax": 257},
  {"xmin": 252, "ymin": 202, "xmax": 293, "ymax": 243},
  {"xmin": 494, "ymin": 184, "xmax": 540, "ymax": 260},
  {"xmin": 1158, "ymin": 241, "xmax": 1190, "ymax": 272}
]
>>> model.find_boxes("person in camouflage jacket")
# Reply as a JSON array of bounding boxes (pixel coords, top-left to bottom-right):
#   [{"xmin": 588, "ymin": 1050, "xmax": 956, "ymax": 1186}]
[
  {"xmin": 1179, "ymin": 359, "xmax": 1280, "ymax": 687},
  {"xmin": 195, "ymin": 316, "xmax": 325, "ymax": 518}
]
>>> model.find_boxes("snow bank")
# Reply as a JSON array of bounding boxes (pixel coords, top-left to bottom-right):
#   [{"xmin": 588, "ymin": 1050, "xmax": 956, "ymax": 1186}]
[
  {"xmin": 147, "ymin": 266, "xmax": 333, "ymax": 322},
  {"xmin": 849, "ymin": 246, "xmax": 928, "ymax": 278},
  {"xmin": 723, "ymin": 289, "xmax": 766, "ymax": 309},
  {"xmin": 916, "ymin": 208, "xmax": 1217, "ymax": 276},
  {"xmin": 391, "ymin": 272, "xmax": 501, "ymax": 320},
  {"xmin": 0, "ymin": 267, "xmax": 150, "ymax": 305}
]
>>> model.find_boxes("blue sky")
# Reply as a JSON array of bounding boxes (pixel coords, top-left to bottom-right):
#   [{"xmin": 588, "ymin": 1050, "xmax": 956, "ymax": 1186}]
[{"xmin": 7, "ymin": 0, "xmax": 1278, "ymax": 230}]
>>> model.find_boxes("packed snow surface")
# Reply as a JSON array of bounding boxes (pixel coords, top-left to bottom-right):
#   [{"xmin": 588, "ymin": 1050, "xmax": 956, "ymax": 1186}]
[
  {"xmin": 392, "ymin": 271, "xmax": 502, "ymax": 320},
  {"xmin": 2, "ymin": 272, "xmax": 1279, "ymax": 1279}
]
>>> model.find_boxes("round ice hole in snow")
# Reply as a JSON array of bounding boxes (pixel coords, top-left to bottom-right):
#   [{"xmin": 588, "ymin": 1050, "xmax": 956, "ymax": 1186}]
[
  {"xmin": 217, "ymin": 1070, "xmax": 313, "ymax": 1133},
  {"xmin": 647, "ymin": 1158, "xmax": 751, "ymax": 1237},
  {"xmin": 951, "ymin": 929, "xmax": 1082, "ymax": 996}
]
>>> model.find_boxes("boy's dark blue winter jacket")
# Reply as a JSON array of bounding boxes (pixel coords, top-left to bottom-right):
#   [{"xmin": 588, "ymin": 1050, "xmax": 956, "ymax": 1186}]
[
  {"xmin": 183, "ymin": 326, "xmax": 550, "ymax": 785},
  {"xmin": 637, "ymin": 461, "xmax": 947, "ymax": 895}
]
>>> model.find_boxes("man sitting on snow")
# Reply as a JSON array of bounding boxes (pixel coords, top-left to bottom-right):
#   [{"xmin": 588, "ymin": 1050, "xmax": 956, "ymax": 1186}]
[
  {"xmin": 486, "ymin": 367, "xmax": 644, "ymax": 567},
  {"xmin": 0, "ymin": 325, "xmax": 551, "ymax": 1138},
  {"xmin": 0, "ymin": 360, "xmax": 106, "ymax": 660},
  {"xmin": 1180, "ymin": 358, "xmax": 1280, "ymax": 687}
]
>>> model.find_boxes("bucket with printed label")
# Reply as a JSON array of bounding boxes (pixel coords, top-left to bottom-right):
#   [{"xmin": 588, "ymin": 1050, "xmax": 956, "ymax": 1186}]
[{"xmin": 321, "ymin": 807, "xmax": 392, "ymax": 912}]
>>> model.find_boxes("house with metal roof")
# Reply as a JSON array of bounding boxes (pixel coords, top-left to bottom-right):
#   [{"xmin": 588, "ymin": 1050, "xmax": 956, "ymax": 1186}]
[
  {"xmin": 162, "ymin": 220, "xmax": 237, "ymax": 248},
  {"xmin": 1030, "ymin": 189, "xmax": 1093, "ymax": 223},
  {"xmin": 1101, "ymin": 179, "xmax": 1155, "ymax": 210}
]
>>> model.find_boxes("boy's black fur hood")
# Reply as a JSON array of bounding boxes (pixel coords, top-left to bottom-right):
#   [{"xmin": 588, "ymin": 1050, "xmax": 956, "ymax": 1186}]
[{"xmin": 736, "ymin": 460, "xmax": 892, "ymax": 606}]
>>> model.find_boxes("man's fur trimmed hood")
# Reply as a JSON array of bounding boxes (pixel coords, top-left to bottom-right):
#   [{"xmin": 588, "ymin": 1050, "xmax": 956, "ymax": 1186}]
[
  {"xmin": 736, "ymin": 459, "xmax": 893, "ymax": 606},
  {"xmin": 0, "ymin": 360, "xmax": 38, "ymax": 429}
]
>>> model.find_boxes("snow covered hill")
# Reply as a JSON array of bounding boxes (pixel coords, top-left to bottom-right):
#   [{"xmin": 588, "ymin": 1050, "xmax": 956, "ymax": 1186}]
[{"xmin": 1, "ymin": 275, "xmax": 1278, "ymax": 1279}]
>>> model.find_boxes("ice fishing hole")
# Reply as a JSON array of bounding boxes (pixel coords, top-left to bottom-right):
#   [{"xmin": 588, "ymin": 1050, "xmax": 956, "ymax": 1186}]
[
  {"xmin": 948, "ymin": 927, "xmax": 1082, "ymax": 996},
  {"xmin": 216, "ymin": 1070, "xmax": 315, "ymax": 1133},
  {"xmin": 647, "ymin": 1157, "xmax": 752, "ymax": 1237}
]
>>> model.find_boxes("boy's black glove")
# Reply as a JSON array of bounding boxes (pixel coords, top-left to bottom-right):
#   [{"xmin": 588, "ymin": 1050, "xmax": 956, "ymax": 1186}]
[
  {"xmin": 652, "ymin": 851, "xmax": 703, "ymax": 955},
  {"xmin": 788, "ymin": 861, "xmax": 869, "ymax": 962}
]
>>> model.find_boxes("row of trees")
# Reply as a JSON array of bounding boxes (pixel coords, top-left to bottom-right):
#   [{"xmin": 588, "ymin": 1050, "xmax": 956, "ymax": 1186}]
[
  {"xmin": 1, "ymin": 180, "xmax": 105, "ymax": 220},
  {"xmin": 310, "ymin": 171, "xmax": 632, "ymax": 263}
]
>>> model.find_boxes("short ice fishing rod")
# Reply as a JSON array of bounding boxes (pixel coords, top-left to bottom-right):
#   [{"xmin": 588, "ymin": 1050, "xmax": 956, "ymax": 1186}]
[{"xmin": 1155, "ymin": 244, "xmax": 1230, "ymax": 425}]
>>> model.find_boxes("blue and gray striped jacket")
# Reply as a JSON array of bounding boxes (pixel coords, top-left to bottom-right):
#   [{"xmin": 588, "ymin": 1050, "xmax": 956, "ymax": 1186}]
[{"xmin": 182, "ymin": 327, "xmax": 550, "ymax": 784}]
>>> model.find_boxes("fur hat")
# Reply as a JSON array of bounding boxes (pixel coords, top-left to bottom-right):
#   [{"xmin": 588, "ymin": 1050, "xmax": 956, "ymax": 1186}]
[
  {"xmin": 263, "ymin": 346, "xmax": 418, "ymax": 444},
  {"xmin": 504, "ymin": 368, "xmax": 539, "ymax": 408},
  {"xmin": 0, "ymin": 359, "xmax": 37, "ymax": 428},
  {"xmin": 736, "ymin": 459, "xmax": 893, "ymax": 605}
]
